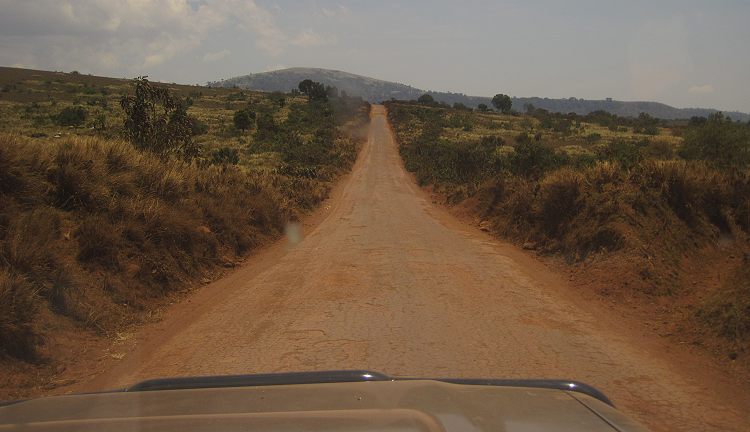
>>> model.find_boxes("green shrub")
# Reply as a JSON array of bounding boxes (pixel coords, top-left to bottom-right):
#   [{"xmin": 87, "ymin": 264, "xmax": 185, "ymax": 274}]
[
  {"xmin": 511, "ymin": 140, "xmax": 561, "ymax": 178},
  {"xmin": 600, "ymin": 139, "xmax": 643, "ymax": 170},
  {"xmin": 680, "ymin": 113, "xmax": 750, "ymax": 170},
  {"xmin": 233, "ymin": 109, "xmax": 255, "ymax": 131},
  {"xmin": 120, "ymin": 77, "xmax": 198, "ymax": 159},
  {"xmin": 55, "ymin": 106, "xmax": 87, "ymax": 127},
  {"xmin": 417, "ymin": 94, "xmax": 435, "ymax": 105}
]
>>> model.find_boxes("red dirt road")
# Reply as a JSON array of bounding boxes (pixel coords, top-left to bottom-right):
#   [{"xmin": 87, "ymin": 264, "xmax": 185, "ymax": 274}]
[{"xmin": 67, "ymin": 106, "xmax": 749, "ymax": 431}]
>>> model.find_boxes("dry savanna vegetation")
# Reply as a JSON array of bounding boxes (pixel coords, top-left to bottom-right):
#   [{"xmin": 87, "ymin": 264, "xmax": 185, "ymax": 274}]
[
  {"xmin": 386, "ymin": 99, "xmax": 750, "ymax": 364},
  {"xmin": 0, "ymin": 67, "xmax": 368, "ymax": 391}
]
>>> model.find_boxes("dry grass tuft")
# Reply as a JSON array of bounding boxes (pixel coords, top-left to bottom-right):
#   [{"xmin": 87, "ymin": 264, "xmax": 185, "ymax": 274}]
[{"xmin": 0, "ymin": 129, "xmax": 355, "ymax": 360}]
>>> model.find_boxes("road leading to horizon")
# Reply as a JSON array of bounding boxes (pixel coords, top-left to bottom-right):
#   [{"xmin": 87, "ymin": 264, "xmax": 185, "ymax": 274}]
[{"xmin": 77, "ymin": 106, "xmax": 748, "ymax": 432}]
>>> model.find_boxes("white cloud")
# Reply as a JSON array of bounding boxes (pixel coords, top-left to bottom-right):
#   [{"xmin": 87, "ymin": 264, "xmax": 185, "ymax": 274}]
[
  {"xmin": 203, "ymin": 49, "xmax": 231, "ymax": 62},
  {"xmin": 291, "ymin": 30, "xmax": 336, "ymax": 48},
  {"xmin": 321, "ymin": 5, "xmax": 351, "ymax": 18},
  {"xmin": 228, "ymin": 0, "xmax": 288, "ymax": 55},
  {"xmin": 0, "ymin": 0, "xmax": 333, "ymax": 74},
  {"xmin": 688, "ymin": 84, "xmax": 714, "ymax": 94}
]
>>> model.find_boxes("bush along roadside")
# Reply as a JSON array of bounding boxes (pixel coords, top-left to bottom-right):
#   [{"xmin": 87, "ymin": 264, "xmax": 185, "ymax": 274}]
[
  {"xmin": 385, "ymin": 100, "xmax": 750, "ymax": 360},
  {"xmin": 0, "ymin": 78, "xmax": 369, "ymax": 369}
]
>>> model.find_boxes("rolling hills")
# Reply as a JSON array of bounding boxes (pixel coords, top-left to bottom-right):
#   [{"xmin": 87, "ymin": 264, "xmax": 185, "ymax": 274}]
[{"xmin": 210, "ymin": 67, "xmax": 750, "ymax": 122}]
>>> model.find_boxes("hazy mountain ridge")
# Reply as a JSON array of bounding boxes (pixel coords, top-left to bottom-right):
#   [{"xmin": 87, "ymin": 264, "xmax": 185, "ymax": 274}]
[
  {"xmin": 210, "ymin": 68, "xmax": 749, "ymax": 122},
  {"xmin": 209, "ymin": 68, "xmax": 424, "ymax": 103}
]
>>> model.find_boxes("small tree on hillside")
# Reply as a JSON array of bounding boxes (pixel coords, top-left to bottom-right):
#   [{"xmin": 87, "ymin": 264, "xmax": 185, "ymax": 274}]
[
  {"xmin": 477, "ymin": 103, "xmax": 488, "ymax": 112},
  {"xmin": 492, "ymin": 94, "xmax": 512, "ymax": 113},
  {"xmin": 233, "ymin": 109, "xmax": 255, "ymax": 131},
  {"xmin": 298, "ymin": 79, "xmax": 314, "ymax": 95},
  {"xmin": 298, "ymin": 79, "xmax": 328, "ymax": 101},
  {"xmin": 417, "ymin": 94, "xmax": 434, "ymax": 105},
  {"xmin": 120, "ymin": 77, "xmax": 198, "ymax": 159},
  {"xmin": 255, "ymin": 112, "xmax": 277, "ymax": 136}
]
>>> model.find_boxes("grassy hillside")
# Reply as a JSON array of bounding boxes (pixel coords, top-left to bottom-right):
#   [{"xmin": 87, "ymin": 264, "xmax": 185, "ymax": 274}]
[
  {"xmin": 210, "ymin": 67, "xmax": 749, "ymax": 121},
  {"xmin": 386, "ymin": 100, "xmax": 750, "ymax": 361},
  {"xmin": 0, "ymin": 67, "xmax": 368, "ymax": 392}
]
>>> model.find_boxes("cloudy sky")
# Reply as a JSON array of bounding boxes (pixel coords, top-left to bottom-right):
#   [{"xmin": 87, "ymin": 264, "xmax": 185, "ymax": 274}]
[{"xmin": 1, "ymin": 0, "xmax": 749, "ymax": 112}]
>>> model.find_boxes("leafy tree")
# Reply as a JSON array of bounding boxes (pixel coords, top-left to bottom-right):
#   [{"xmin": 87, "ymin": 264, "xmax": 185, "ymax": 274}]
[
  {"xmin": 55, "ymin": 106, "xmax": 87, "ymax": 127},
  {"xmin": 633, "ymin": 112, "xmax": 659, "ymax": 135},
  {"xmin": 417, "ymin": 94, "xmax": 435, "ymax": 105},
  {"xmin": 255, "ymin": 112, "xmax": 277, "ymax": 135},
  {"xmin": 120, "ymin": 77, "xmax": 198, "ymax": 159},
  {"xmin": 298, "ymin": 79, "xmax": 328, "ymax": 101},
  {"xmin": 233, "ymin": 109, "xmax": 255, "ymax": 131},
  {"xmin": 477, "ymin": 103, "xmax": 488, "ymax": 112},
  {"xmin": 298, "ymin": 79, "xmax": 314, "ymax": 95},
  {"xmin": 492, "ymin": 93, "xmax": 512, "ymax": 113}
]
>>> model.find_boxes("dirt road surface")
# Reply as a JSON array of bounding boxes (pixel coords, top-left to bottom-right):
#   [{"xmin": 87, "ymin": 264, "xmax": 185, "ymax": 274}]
[{"xmin": 67, "ymin": 106, "xmax": 748, "ymax": 431}]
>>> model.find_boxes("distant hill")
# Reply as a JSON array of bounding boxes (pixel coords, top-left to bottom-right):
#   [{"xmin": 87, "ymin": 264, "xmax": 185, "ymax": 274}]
[
  {"xmin": 210, "ymin": 67, "xmax": 749, "ymax": 122},
  {"xmin": 210, "ymin": 68, "xmax": 424, "ymax": 103}
]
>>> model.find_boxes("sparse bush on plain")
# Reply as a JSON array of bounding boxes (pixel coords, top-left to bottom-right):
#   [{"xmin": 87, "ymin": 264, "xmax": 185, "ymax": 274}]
[
  {"xmin": 491, "ymin": 93, "xmax": 512, "ymax": 113},
  {"xmin": 55, "ymin": 106, "xmax": 87, "ymax": 127},
  {"xmin": 417, "ymin": 94, "xmax": 435, "ymax": 105}
]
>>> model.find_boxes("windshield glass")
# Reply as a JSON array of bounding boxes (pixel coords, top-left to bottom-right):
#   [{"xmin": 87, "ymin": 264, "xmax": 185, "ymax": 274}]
[{"xmin": 1, "ymin": 2, "xmax": 749, "ymax": 432}]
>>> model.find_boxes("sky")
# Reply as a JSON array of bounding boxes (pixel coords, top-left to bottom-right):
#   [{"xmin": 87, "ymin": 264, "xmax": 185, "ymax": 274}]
[{"xmin": 1, "ymin": 0, "xmax": 749, "ymax": 113}]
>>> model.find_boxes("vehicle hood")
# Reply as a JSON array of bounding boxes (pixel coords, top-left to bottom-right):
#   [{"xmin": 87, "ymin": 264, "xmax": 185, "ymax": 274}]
[{"xmin": 0, "ymin": 379, "xmax": 647, "ymax": 432}]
